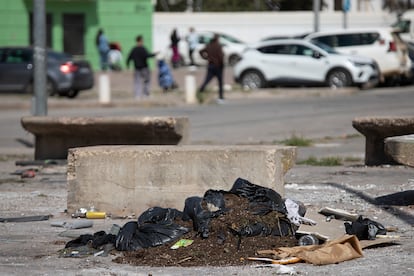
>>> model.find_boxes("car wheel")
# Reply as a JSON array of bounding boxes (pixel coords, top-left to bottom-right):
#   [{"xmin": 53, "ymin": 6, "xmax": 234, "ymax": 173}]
[
  {"xmin": 241, "ymin": 70, "xmax": 265, "ymax": 89},
  {"xmin": 228, "ymin": 54, "xmax": 241, "ymax": 66},
  {"xmin": 326, "ymin": 69, "xmax": 352, "ymax": 88},
  {"xmin": 66, "ymin": 90, "xmax": 79, "ymax": 99}
]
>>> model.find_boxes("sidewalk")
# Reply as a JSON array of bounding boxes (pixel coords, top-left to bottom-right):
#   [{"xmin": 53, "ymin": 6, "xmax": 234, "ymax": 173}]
[{"xmin": 0, "ymin": 66, "xmax": 358, "ymax": 110}]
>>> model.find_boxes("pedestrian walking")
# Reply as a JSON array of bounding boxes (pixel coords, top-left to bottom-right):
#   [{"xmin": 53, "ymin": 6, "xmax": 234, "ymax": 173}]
[
  {"xmin": 126, "ymin": 35, "xmax": 158, "ymax": 99},
  {"xmin": 95, "ymin": 28, "xmax": 110, "ymax": 71},
  {"xmin": 186, "ymin": 27, "xmax": 198, "ymax": 66},
  {"xmin": 197, "ymin": 33, "xmax": 225, "ymax": 104},
  {"xmin": 170, "ymin": 28, "xmax": 181, "ymax": 68}
]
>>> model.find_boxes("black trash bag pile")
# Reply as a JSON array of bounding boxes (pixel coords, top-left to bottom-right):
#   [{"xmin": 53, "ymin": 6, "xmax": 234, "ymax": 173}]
[
  {"xmin": 344, "ymin": 215, "xmax": 387, "ymax": 240},
  {"xmin": 65, "ymin": 178, "xmax": 302, "ymax": 253},
  {"xmin": 115, "ymin": 207, "xmax": 190, "ymax": 251}
]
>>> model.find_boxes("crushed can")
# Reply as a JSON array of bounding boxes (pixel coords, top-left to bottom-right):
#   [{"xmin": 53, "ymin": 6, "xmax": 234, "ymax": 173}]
[{"xmin": 298, "ymin": 234, "xmax": 319, "ymax": 246}]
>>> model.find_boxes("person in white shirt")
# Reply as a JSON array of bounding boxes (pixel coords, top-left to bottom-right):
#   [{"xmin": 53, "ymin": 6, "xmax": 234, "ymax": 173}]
[{"xmin": 186, "ymin": 27, "xmax": 198, "ymax": 66}]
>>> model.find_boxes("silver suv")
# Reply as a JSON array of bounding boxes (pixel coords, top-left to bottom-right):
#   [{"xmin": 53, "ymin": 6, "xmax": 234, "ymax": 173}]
[{"xmin": 304, "ymin": 28, "xmax": 411, "ymax": 85}]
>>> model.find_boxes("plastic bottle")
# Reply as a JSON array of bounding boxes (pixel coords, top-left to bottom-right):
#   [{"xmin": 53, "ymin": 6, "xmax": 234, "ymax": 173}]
[
  {"xmin": 85, "ymin": 211, "xmax": 106, "ymax": 219},
  {"xmin": 298, "ymin": 234, "xmax": 319, "ymax": 246}
]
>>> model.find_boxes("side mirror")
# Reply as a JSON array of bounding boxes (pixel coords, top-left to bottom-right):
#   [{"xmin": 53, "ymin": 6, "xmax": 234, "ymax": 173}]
[{"xmin": 312, "ymin": 51, "xmax": 322, "ymax": 59}]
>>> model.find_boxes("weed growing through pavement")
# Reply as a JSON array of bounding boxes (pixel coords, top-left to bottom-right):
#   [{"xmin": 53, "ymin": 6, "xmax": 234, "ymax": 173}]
[
  {"xmin": 279, "ymin": 134, "xmax": 312, "ymax": 147},
  {"xmin": 297, "ymin": 156, "xmax": 342, "ymax": 166}
]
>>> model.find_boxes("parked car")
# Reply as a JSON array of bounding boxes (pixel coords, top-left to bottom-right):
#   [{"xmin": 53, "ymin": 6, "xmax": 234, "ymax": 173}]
[
  {"xmin": 0, "ymin": 46, "xmax": 94, "ymax": 98},
  {"xmin": 303, "ymin": 28, "xmax": 412, "ymax": 85},
  {"xmin": 165, "ymin": 31, "xmax": 247, "ymax": 67},
  {"xmin": 233, "ymin": 39, "xmax": 379, "ymax": 89}
]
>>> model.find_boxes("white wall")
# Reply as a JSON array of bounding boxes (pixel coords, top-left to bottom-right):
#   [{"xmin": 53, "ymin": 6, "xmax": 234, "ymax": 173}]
[{"xmin": 152, "ymin": 11, "xmax": 398, "ymax": 52}]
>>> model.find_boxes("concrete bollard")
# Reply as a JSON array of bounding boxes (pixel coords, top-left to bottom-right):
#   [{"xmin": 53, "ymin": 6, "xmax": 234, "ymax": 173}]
[
  {"xmin": 185, "ymin": 75, "xmax": 196, "ymax": 104},
  {"xmin": 98, "ymin": 73, "xmax": 111, "ymax": 104}
]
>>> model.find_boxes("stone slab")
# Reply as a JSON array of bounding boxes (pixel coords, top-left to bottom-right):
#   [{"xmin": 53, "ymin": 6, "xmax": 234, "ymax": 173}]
[
  {"xmin": 385, "ymin": 134, "xmax": 414, "ymax": 167},
  {"xmin": 352, "ymin": 116, "xmax": 414, "ymax": 166},
  {"xmin": 21, "ymin": 116, "xmax": 189, "ymax": 160},
  {"xmin": 67, "ymin": 145, "xmax": 296, "ymax": 215}
]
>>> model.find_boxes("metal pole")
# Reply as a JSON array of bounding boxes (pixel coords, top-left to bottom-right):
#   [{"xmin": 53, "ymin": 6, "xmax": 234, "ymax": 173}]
[
  {"xmin": 343, "ymin": 11, "xmax": 348, "ymax": 29},
  {"xmin": 33, "ymin": 0, "xmax": 47, "ymax": 116},
  {"xmin": 313, "ymin": 0, "xmax": 320, "ymax": 32}
]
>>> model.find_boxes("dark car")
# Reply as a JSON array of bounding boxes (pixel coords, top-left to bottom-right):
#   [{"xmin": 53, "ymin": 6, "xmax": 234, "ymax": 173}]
[{"xmin": 0, "ymin": 46, "xmax": 94, "ymax": 98}]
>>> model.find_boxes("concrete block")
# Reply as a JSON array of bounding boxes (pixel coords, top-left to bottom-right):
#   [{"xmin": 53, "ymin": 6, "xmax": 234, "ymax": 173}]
[
  {"xmin": 67, "ymin": 145, "xmax": 296, "ymax": 215},
  {"xmin": 352, "ymin": 116, "xmax": 414, "ymax": 165},
  {"xmin": 21, "ymin": 116, "xmax": 189, "ymax": 160},
  {"xmin": 385, "ymin": 134, "xmax": 414, "ymax": 167}
]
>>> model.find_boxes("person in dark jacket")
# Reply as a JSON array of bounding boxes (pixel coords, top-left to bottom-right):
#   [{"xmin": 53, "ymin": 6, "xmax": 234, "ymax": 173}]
[
  {"xmin": 170, "ymin": 28, "xmax": 181, "ymax": 68},
  {"xmin": 126, "ymin": 35, "xmax": 158, "ymax": 99},
  {"xmin": 197, "ymin": 33, "xmax": 225, "ymax": 104}
]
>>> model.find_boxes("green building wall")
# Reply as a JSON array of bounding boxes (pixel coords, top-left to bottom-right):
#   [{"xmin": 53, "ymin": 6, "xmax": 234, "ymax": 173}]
[{"xmin": 0, "ymin": 0, "xmax": 153, "ymax": 70}]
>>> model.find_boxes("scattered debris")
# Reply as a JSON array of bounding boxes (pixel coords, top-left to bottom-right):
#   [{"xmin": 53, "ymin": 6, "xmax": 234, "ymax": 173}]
[
  {"xmin": 170, "ymin": 239, "xmax": 194, "ymax": 249},
  {"xmin": 71, "ymin": 208, "xmax": 106, "ymax": 219},
  {"xmin": 11, "ymin": 168, "xmax": 38, "ymax": 178},
  {"xmin": 318, "ymin": 207, "xmax": 359, "ymax": 221},
  {"xmin": 257, "ymin": 234, "xmax": 363, "ymax": 265},
  {"xmin": 344, "ymin": 215, "xmax": 387, "ymax": 240},
  {"xmin": 252, "ymin": 263, "xmax": 296, "ymax": 274},
  {"xmin": 51, "ymin": 220, "xmax": 93, "ymax": 229},
  {"xmin": 247, "ymin": 256, "xmax": 301, "ymax": 265},
  {"xmin": 0, "ymin": 215, "xmax": 51, "ymax": 223}
]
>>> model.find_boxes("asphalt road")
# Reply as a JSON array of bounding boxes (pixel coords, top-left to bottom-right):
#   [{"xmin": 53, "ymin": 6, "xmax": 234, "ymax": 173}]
[{"xmin": 1, "ymin": 79, "xmax": 414, "ymax": 153}]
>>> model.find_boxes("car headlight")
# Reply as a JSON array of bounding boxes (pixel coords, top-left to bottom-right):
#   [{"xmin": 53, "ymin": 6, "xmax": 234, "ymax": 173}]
[{"xmin": 349, "ymin": 59, "xmax": 370, "ymax": 67}]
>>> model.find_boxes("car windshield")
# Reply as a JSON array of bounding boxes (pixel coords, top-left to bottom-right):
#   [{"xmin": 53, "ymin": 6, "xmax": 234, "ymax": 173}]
[
  {"xmin": 392, "ymin": 19, "xmax": 410, "ymax": 33},
  {"xmin": 310, "ymin": 40, "xmax": 339, "ymax": 54},
  {"xmin": 219, "ymin": 33, "xmax": 244, "ymax": 44}
]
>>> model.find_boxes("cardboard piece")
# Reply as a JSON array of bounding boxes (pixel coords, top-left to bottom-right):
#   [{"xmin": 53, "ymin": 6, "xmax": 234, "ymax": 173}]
[{"xmin": 258, "ymin": 234, "xmax": 363, "ymax": 265}]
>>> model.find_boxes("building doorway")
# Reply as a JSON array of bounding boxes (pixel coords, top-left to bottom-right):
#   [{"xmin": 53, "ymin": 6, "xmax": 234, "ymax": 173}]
[{"xmin": 63, "ymin": 13, "xmax": 85, "ymax": 56}]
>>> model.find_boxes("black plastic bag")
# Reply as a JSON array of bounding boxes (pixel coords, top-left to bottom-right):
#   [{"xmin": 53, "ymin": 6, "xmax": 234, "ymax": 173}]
[
  {"xmin": 182, "ymin": 196, "xmax": 213, "ymax": 238},
  {"xmin": 137, "ymin": 206, "xmax": 183, "ymax": 226},
  {"xmin": 115, "ymin": 208, "xmax": 190, "ymax": 251},
  {"xmin": 344, "ymin": 215, "xmax": 387, "ymax": 240},
  {"xmin": 65, "ymin": 231, "xmax": 116, "ymax": 249},
  {"xmin": 229, "ymin": 178, "xmax": 286, "ymax": 215},
  {"xmin": 182, "ymin": 189, "xmax": 229, "ymax": 238}
]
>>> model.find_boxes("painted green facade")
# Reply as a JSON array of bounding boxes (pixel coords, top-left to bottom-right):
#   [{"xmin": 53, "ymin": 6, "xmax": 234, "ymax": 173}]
[{"xmin": 0, "ymin": 0, "xmax": 153, "ymax": 70}]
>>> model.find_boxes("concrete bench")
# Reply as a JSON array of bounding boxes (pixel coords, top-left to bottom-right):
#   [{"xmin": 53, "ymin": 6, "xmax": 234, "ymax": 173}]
[
  {"xmin": 66, "ymin": 145, "xmax": 296, "ymax": 215},
  {"xmin": 385, "ymin": 134, "xmax": 414, "ymax": 167},
  {"xmin": 21, "ymin": 116, "xmax": 189, "ymax": 160},
  {"xmin": 352, "ymin": 116, "xmax": 414, "ymax": 166}
]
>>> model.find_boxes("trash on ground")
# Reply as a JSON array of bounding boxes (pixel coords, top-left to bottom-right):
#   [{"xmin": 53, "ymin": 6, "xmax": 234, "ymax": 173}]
[
  {"xmin": 61, "ymin": 178, "xmax": 397, "ymax": 267},
  {"xmin": 257, "ymin": 234, "xmax": 363, "ymax": 265},
  {"xmin": 0, "ymin": 214, "xmax": 51, "ymax": 223},
  {"xmin": 51, "ymin": 220, "xmax": 93, "ymax": 229},
  {"xmin": 15, "ymin": 159, "xmax": 65, "ymax": 166},
  {"xmin": 72, "ymin": 207, "xmax": 106, "ymax": 219},
  {"xmin": 297, "ymin": 234, "xmax": 319, "ymax": 246},
  {"xmin": 85, "ymin": 211, "xmax": 106, "ymax": 219},
  {"xmin": 252, "ymin": 263, "xmax": 296, "ymax": 274},
  {"xmin": 344, "ymin": 215, "xmax": 387, "ymax": 240},
  {"xmin": 64, "ymin": 178, "xmax": 309, "ymax": 265},
  {"xmin": 11, "ymin": 168, "xmax": 38, "ymax": 178},
  {"xmin": 170, "ymin": 239, "xmax": 194, "ymax": 249},
  {"xmin": 247, "ymin": 256, "xmax": 302, "ymax": 265},
  {"xmin": 318, "ymin": 207, "xmax": 359, "ymax": 221}
]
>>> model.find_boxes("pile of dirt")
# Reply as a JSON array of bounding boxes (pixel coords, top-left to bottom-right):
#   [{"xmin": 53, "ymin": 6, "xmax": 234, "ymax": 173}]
[{"xmin": 113, "ymin": 194, "xmax": 298, "ymax": 267}]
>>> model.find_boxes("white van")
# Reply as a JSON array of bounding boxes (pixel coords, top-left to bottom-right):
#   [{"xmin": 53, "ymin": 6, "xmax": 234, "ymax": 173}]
[
  {"xmin": 394, "ymin": 10, "xmax": 414, "ymax": 43},
  {"xmin": 304, "ymin": 28, "xmax": 411, "ymax": 84}
]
